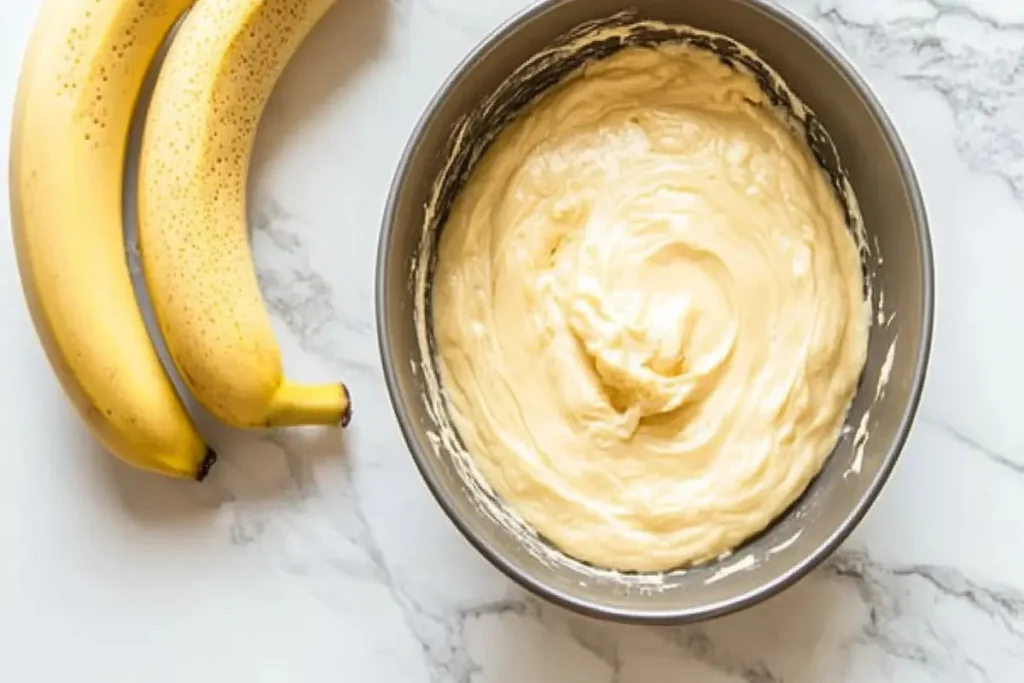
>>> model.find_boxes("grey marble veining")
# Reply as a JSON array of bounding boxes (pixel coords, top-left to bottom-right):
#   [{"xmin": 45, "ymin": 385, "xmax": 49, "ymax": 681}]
[{"xmin": 1, "ymin": 0, "xmax": 1023, "ymax": 680}]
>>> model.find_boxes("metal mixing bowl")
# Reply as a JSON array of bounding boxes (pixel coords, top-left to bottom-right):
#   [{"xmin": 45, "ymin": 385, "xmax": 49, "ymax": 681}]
[{"xmin": 376, "ymin": 0, "xmax": 933, "ymax": 623}]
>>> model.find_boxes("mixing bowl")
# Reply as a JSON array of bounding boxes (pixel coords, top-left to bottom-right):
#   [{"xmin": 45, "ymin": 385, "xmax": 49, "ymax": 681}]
[{"xmin": 376, "ymin": 0, "xmax": 933, "ymax": 623}]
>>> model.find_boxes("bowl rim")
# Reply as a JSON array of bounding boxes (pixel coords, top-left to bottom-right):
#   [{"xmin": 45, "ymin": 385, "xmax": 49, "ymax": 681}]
[{"xmin": 375, "ymin": 0, "xmax": 935, "ymax": 624}]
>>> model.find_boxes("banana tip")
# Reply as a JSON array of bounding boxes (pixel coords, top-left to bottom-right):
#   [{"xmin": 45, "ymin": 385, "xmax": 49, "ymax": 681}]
[{"xmin": 195, "ymin": 447, "xmax": 218, "ymax": 482}]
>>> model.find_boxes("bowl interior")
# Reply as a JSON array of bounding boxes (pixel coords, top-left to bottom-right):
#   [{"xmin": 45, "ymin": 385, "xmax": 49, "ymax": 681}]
[{"xmin": 378, "ymin": 0, "xmax": 931, "ymax": 622}]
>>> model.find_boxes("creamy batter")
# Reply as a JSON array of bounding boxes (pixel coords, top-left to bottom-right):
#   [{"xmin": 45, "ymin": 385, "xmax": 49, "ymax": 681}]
[{"xmin": 432, "ymin": 46, "xmax": 868, "ymax": 572}]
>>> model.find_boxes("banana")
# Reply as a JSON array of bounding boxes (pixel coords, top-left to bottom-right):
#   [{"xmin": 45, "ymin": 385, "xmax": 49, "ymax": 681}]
[
  {"xmin": 10, "ymin": 0, "xmax": 215, "ymax": 479},
  {"xmin": 138, "ymin": 0, "xmax": 350, "ymax": 429}
]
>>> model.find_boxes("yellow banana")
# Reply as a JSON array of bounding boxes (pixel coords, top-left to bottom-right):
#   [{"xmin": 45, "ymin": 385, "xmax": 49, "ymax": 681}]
[
  {"xmin": 10, "ymin": 0, "xmax": 215, "ymax": 479},
  {"xmin": 138, "ymin": 0, "xmax": 350, "ymax": 429}
]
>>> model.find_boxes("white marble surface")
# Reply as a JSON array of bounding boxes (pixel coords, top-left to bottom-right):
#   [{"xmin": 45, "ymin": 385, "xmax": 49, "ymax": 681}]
[{"xmin": 1, "ymin": 0, "xmax": 1022, "ymax": 680}]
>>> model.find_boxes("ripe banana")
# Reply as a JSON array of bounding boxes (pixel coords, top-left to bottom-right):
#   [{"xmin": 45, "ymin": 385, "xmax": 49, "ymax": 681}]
[
  {"xmin": 138, "ymin": 0, "xmax": 350, "ymax": 429},
  {"xmin": 10, "ymin": 0, "xmax": 215, "ymax": 479}
]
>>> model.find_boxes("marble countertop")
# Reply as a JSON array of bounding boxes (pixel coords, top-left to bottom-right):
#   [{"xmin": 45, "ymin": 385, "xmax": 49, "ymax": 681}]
[{"xmin": 1, "ymin": 0, "xmax": 1022, "ymax": 680}]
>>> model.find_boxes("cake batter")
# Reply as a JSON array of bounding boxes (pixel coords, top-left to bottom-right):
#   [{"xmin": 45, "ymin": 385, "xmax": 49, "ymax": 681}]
[{"xmin": 432, "ymin": 45, "xmax": 868, "ymax": 572}]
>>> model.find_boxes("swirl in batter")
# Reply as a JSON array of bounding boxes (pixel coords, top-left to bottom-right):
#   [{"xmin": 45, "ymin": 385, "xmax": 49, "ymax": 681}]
[{"xmin": 432, "ymin": 46, "xmax": 868, "ymax": 572}]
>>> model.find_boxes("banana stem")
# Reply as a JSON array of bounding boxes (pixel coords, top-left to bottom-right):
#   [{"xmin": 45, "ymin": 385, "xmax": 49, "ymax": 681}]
[{"xmin": 266, "ymin": 381, "xmax": 352, "ymax": 428}]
